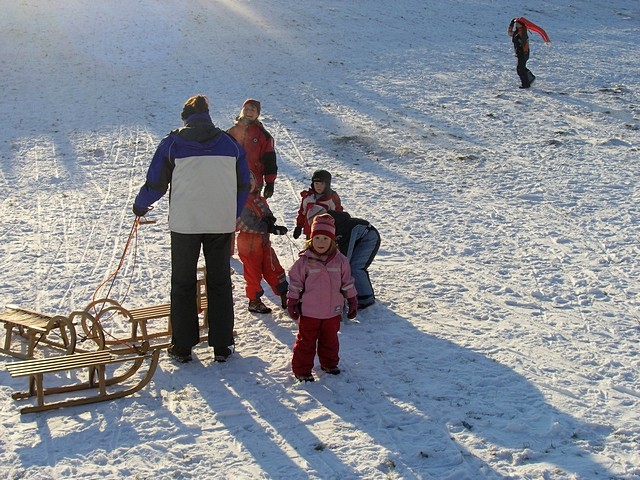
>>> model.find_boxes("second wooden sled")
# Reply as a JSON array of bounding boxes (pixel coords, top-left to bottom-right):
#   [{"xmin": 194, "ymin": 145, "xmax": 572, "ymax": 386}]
[
  {"xmin": 0, "ymin": 306, "xmax": 76, "ymax": 359},
  {"xmin": 7, "ymin": 305, "xmax": 160, "ymax": 414},
  {"xmin": 7, "ymin": 346, "xmax": 160, "ymax": 414},
  {"xmin": 76, "ymin": 268, "xmax": 209, "ymax": 351}
]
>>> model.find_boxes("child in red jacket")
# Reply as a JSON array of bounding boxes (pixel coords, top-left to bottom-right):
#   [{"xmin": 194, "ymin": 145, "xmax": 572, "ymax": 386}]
[
  {"xmin": 287, "ymin": 214, "xmax": 357, "ymax": 382},
  {"xmin": 237, "ymin": 178, "xmax": 288, "ymax": 314},
  {"xmin": 293, "ymin": 170, "xmax": 343, "ymax": 240},
  {"xmin": 227, "ymin": 99, "xmax": 278, "ymax": 198}
]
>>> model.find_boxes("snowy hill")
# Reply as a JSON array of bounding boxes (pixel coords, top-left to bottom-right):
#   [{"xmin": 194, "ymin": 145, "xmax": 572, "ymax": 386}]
[{"xmin": 0, "ymin": 0, "xmax": 638, "ymax": 478}]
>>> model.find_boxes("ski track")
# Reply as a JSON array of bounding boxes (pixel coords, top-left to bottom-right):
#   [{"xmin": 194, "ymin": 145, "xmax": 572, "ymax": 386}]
[
  {"xmin": 1, "ymin": 0, "xmax": 639, "ymax": 478},
  {"xmin": 266, "ymin": 53, "xmax": 640, "ymax": 476}
]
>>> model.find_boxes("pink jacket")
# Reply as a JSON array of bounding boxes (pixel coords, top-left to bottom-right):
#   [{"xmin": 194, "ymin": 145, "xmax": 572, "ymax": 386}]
[{"xmin": 288, "ymin": 249, "xmax": 356, "ymax": 319}]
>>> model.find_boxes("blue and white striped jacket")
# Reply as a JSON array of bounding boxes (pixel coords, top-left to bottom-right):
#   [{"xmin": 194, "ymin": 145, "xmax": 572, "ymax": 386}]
[{"xmin": 134, "ymin": 113, "xmax": 250, "ymax": 234}]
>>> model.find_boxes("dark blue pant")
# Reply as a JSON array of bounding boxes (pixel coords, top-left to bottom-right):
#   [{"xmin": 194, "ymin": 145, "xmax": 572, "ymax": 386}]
[
  {"xmin": 170, "ymin": 232, "xmax": 234, "ymax": 355},
  {"xmin": 516, "ymin": 52, "xmax": 533, "ymax": 87}
]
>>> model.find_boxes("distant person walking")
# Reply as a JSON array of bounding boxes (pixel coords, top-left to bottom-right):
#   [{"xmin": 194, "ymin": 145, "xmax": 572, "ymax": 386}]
[
  {"xmin": 133, "ymin": 94, "xmax": 251, "ymax": 364},
  {"xmin": 508, "ymin": 18, "xmax": 534, "ymax": 88},
  {"xmin": 507, "ymin": 17, "xmax": 551, "ymax": 89}
]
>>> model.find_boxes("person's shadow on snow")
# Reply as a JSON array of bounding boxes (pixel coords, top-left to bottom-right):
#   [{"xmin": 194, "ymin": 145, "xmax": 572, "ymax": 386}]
[
  {"xmin": 8, "ymin": 301, "xmax": 615, "ymax": 479},
  {"xmin": 7, "ymin": 362, "xmax": 201, "ymax": 470},
  {"xmin": 218, "ymin": 280, "xmax": 617, "ymax": 478},
  {"xmin": 306, "ymin": 304, "xmax": 616, "ymax": 479}
]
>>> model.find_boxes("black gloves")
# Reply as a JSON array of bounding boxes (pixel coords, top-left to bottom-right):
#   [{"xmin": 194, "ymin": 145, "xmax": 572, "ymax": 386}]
[
  {"xmin": 271, "ymin": 225, "xmax": 288, "ymax": 235},
  {"xmin": 293, "ymin": 226, "xmax": 303, "ymax": 239},
  {"xmin": 263, "ymin": 183, "xmax": 274, "ymax": 199},
  {"xmin": 132, "ymin": 204, "xmax": 149, "ymax": 217},
  {"xmin": 265, "ymin": 215, "xmax": 287, "ymax": 235},
  {"xmin": 287, "ymin": 299, "xmax": 299, "ymax": 321}
]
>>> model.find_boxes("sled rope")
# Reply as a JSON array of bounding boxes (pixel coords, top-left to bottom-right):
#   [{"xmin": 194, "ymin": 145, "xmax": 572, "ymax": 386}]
[{"xmin": 84, "ymin": 213, "xmax": 153, "ymax": 352}]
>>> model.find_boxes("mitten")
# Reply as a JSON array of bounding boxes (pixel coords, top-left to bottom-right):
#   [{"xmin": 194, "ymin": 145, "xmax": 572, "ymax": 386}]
[
  {"xmin": 287, "ymin": 299, "xmax": 300, "ymax": 321},
  {"xmin": 347, "ymin": 296, "xmax": 358, "ymax": 319},
  {"xmin": 263, "ymin": 183, "xmax": 274, "ymax": 199},
  {"xmin": 293, "ymin": 226, "xmax": 303, "ymax": 239},
  {"xmin": 271, "ymin": 225, "xmax": 288, "ymax": 235},
  {"xmin": 132, "ymin": 203, "xmax": 149, "ymax": 217}
]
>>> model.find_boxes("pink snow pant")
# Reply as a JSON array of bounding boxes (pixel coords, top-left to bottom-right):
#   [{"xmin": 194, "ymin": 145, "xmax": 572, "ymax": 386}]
[{"xmin": 292, "ymin": 314, "xmax": 341, "ymax": 377}]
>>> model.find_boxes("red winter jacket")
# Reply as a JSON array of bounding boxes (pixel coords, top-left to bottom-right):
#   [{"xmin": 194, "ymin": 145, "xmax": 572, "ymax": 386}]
[
  {"xmin": 227, "ymin": 120, "xmax": 277, "ymax": 188},
  {"xmin": 295, "ymin": 188, "xmax": 343, "ymax": 238},
  {"xmin": 236, "ymin": 191, "xmax": 273, "ymax": 236}
]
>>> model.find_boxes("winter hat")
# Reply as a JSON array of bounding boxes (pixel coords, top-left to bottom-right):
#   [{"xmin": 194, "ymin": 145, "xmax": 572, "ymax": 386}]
[
  {"xmin": 310, "ymin": 213, "xmax": 336, "ymax": 240},
  {"xmin": 311, "ymin": 169, "xmax": 332, "ymax": 189},
  {"xmin": 306, "ymin": 204, "xmax": 327, "ymax": 224},
  {"xmin": 181, "ymin": 94, "xmax": 209, "ymax": 121},
  {"xmin": 242, "ymin": 98, "xmax": 261, "ymax": 116}
]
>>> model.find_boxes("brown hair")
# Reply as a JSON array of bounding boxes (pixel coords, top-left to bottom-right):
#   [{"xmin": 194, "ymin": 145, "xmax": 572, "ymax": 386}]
[
  {"xmin": 181, "ymin": 94, "xmax": 209, "ymax": 121},
  {"xmin": 303, "ymin": 238, "xmax": 337, "ymax": 257}
]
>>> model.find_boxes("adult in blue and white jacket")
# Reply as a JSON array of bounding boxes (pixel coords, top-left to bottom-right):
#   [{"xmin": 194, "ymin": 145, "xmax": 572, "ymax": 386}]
[{"xmin": 133, "ymin": 94, "xmax": 251, "ymax": 364}]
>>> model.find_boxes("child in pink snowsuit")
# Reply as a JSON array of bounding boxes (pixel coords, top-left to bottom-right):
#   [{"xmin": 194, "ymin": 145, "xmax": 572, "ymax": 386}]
[{"xmin": 286, "ymin": 214, "xmax": 358, "ymax": 382}]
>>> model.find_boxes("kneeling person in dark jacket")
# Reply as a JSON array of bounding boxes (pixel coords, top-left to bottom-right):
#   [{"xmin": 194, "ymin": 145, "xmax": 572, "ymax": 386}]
[{"xmin": 327, "ymin": 210, "xmax": 380, "ymax": 309}]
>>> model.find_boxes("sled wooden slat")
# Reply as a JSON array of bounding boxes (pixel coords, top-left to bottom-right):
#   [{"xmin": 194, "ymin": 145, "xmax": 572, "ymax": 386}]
[
  {"xmin": 7, "ymin": 351, "xmax": 113, "ymax": 376},
  {"xmin": 6, "ymin": 348, "xmax": 160, "ymax": 414},
  {"xmin": 125, "ymin": 268, "xmax": 209, "ymax": 348},
  {"xmin": 128, "ymin": 304, "xmax": 171, "ymax": 322},
  {"xmin": 0, "ymin": 306, "xmax": 76, "ymax": 359}
]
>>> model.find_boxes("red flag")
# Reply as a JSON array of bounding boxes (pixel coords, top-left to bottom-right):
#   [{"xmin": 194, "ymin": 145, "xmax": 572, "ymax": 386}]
[{"xmin": 516, "ymin": 17, "xmax": 551, "ymax": 43}]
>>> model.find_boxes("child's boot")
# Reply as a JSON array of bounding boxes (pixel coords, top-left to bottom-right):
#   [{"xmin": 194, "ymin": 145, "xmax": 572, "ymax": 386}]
[{"xmin": 248, "ymin": 298, "xmax": 272, "ymax": 314}]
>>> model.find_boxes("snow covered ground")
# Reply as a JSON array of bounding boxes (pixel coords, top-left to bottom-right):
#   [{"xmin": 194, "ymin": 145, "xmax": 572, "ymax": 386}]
[{"xmin": 1, "ymin": 0, "xmax": 639, "ymax": 478}]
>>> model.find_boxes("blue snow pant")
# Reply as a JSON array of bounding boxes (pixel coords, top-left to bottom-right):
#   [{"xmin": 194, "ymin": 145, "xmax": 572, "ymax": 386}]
[
  {"xmin": 170, "ymin": 231, "xmax": 234, "ymax": 356},
  {"xmin": 346, "ymin": 225, "xmax": 381, "ymax": 308}
]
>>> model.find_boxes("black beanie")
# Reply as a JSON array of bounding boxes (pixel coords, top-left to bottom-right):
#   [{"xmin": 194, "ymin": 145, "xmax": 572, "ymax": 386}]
[{"xmin": 311, "ymin": 170, "xmax": 332, "ymax": 189}]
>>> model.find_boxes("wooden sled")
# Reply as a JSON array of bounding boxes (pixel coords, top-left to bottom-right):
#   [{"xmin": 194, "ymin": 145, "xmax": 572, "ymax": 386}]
[
  {"xmin": 3, "ymin": 268, "xmax": 207, "ymax": 413},
  {"xmin": 0, "ymin": 306, "xmax": 76, "ymax": 359},
  {"xmin": 7, "ymin": 344, "xmax": 160, "ymax": 414},
  {"xmin": 73, "ymin": 268, "xmax": 209, "ymax": 351},
  {"xmin": 6, "ymin": 303, "xmax": 161, "ymax": 414}
]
